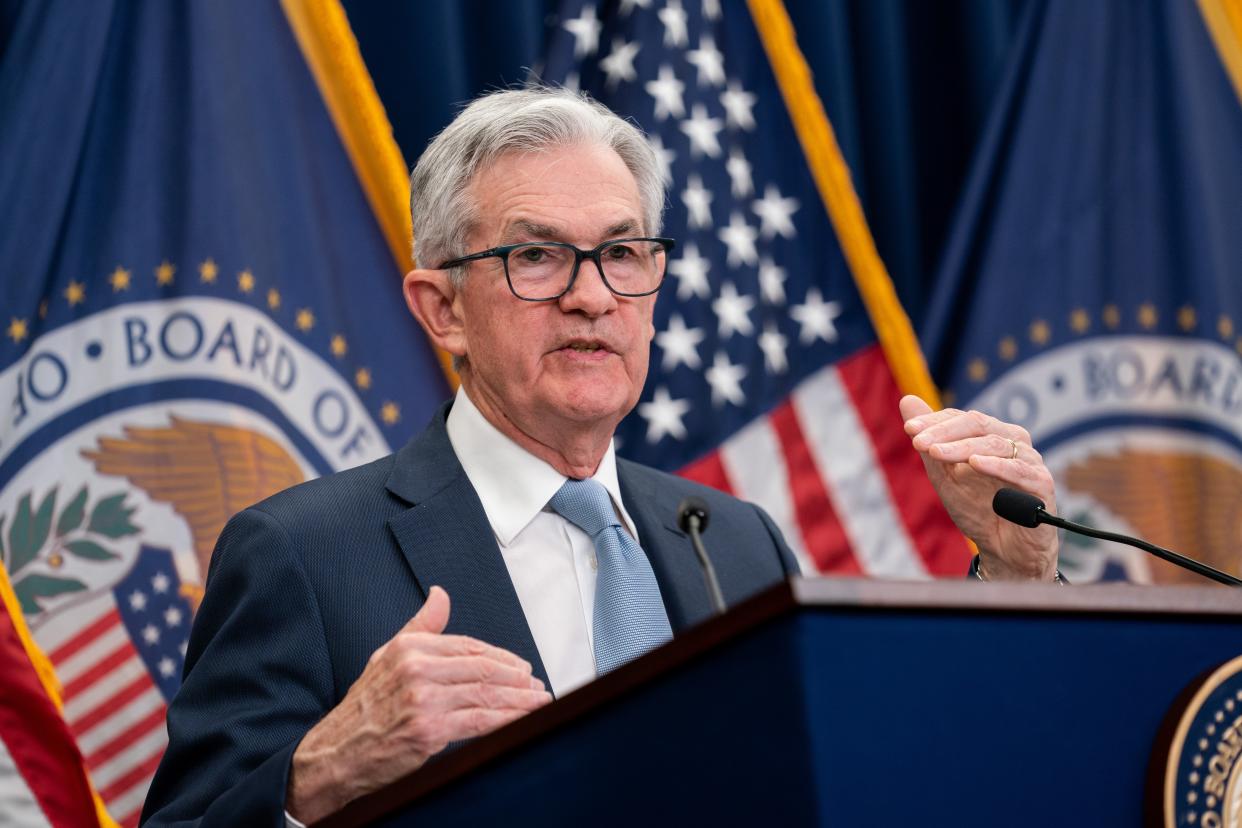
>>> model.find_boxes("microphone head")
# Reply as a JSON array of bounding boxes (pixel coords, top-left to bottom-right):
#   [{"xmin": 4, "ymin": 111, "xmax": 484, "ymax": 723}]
[
  {"xmin": 992, "ymin": 488, "xmax": 1046, "ymax": 528},
  {"xmin": 677, "ymin": 496, "xmax": 711, "ymax": 533}
]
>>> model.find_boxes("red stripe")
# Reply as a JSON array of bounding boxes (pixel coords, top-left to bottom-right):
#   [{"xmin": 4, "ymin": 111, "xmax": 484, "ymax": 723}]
[
  {"xmin": 71, "ymin": 672, "xmax": 157, "ymax": 735},
  {"xmin": 770, "ymin": 398, "xmax": 863, "ymax": 575},
  {"xmin": 117, "ymin": 805, "xmax": 143, "ymax": 828},
  {"xmin": 99, "ymin": 747, "xmax": 163, "ymax": 802},
  {"xmin": 836, "ymin": 346, "xmax": 973, "ymax": 575},
  {"xmin": 48, "ymin": 609, "xmax": 121, "ymax": 665},
  {"xmin": 677, "ymin": 449, "xmax": 735, "ymax": 495},
  {"xmin": 62, "ymin": 641, "xmax": 136, "ymax": 699},
  {"xmin": 84, "ymin": 704, "xmax": 167, "ymax": 768},
  {"xmin": 0, "ymin": 610, "xmax": 100, "ymax": 827}
]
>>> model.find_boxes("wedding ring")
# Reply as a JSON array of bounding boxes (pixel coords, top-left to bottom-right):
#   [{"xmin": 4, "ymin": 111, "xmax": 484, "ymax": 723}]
[{"xmin": 1007, "ymin": 438, "xmax": 1019, "ymax": 460}]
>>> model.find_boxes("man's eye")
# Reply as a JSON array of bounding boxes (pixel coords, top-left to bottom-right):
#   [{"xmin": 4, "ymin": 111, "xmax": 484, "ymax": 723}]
[
  {"xmin": 606, "ymin": 245, "xmax": 635, "ymax": 259},
  {"xmin": 517, "ymin": 247, "xmax": 548, "ymax": 262}
]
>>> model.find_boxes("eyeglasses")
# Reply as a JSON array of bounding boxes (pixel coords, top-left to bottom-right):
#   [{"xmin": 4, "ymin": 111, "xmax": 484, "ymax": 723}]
[{"xmin": 438, "ymin": 237, "xmax": 676, "ymax": 302}]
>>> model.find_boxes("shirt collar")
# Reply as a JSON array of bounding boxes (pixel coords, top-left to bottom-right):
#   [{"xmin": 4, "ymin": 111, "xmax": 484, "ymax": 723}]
[{"xmin": 445, "ymin": 386, "xmax": 637, "ymax": 545}]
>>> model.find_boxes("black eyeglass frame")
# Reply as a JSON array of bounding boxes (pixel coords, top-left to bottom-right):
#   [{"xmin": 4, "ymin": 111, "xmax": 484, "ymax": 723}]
[{"xmin": 437, "ymin": 237, "xmax": 677, "ymax": 302}]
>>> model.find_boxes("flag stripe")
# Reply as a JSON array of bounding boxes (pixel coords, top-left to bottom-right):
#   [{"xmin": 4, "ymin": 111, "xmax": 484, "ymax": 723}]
[
  {"xmin": 62, "ymin": 641, "xmax": 135, "ymax": 699},
  {"xmin": 97, "ymin": 743, "xmax": 164, "ymax": 801},
  {"xmin": 55, "ymin": 621, "xmax": 128, "ymax": 684},
  {"xmin": 78, "ymin": 687, "xmax": 165, "ymax": 757},
  {"xmin": 48, "ymin": 609, "xmax": 123, "ymax": 666},
  {"xmin": 769, "ymin": 396, "xmax": 862, "ymax": 574},
  {"xmin": 84, "ymin": 704, "xmax": 167, "ymax": 768},
  {"xmin": 718, "ymin": 415, "xmax": 817, "ymax": 575},
  {"xmin": 678, "ymin": 450, "xmax": 735, "ymax": 495},
  {"xmin": 66, "ymin": 661, "xmax": 151, "ymax": 729},
  {"xmin": 837, "ymin": 346, "xmax": 972, "ymax": 575},
  {"xmin": 793, "ymin": 363, "xmax": 929, "ymax": 578}
]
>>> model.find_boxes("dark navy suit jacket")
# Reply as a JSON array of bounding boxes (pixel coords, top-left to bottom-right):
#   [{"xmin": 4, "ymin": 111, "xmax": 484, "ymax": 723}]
[{"xmin": 140, "ymin": 405, "xmax": 799, "ymax": 826}]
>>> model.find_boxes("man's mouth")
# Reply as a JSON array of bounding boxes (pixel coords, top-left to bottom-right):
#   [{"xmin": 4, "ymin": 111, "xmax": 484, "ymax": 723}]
[{"xmin": 557, "ymin": 339, "xmax": 614, "ymax": 356}]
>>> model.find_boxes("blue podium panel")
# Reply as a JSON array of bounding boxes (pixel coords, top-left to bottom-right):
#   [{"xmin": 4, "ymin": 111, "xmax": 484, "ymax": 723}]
[{"xmin": 343, "ymin": 579, "xmax": 1242, "ymax": 828}]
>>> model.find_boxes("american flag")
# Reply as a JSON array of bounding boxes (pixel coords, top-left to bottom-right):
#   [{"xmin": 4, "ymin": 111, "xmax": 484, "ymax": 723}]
[
  {"xmin": 34, "ymin": 547, "xmax": 190, "ymax": 827},
  {"xmin": 543, "ymin": 0, "xmax": 972, "ymax": 576}
]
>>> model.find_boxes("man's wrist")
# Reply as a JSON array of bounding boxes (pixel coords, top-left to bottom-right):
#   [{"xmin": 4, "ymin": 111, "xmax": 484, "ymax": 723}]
[{"xmin": 972, "ymin": 554, "xmax": 1064, "ymax": 584}]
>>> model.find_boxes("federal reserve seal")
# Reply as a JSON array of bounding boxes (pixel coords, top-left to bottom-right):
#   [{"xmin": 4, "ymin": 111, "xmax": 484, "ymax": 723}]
[{"xmin": 1152, "ymin": 656, "xmax": 1242, "ymax": 827}]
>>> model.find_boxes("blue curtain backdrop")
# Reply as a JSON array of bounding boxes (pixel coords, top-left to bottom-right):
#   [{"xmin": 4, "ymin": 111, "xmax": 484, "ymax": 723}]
[{"xmin": 339, "ymin": 0, "xmax": 1028, "ymax": 329}]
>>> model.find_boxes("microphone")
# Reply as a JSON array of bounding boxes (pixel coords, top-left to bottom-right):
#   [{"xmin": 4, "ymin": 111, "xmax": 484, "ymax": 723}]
[
  {"xmin": 991, "ymin": 488, "xmax": 1242, "ymax": 587},
  {"xmin": 677, "ymin": 497, "xmax": 727, "ymax": 615}
]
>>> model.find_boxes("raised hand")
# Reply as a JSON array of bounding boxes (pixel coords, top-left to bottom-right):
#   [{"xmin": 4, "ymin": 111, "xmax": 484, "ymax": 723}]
[
  {"xmin": 900, "ymin": 395, "xmax": 1059, "ymax": 581},
  {"xmin": 286, "ymin": 587, "xmax": 552, "ymax": 823}
]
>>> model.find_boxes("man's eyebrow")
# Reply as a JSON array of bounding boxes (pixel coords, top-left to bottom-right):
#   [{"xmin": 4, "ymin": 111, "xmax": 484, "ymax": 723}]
[
  {"xmin": 605, "ymin": 220, "xmax": 640, "ymax": 237},
  {"xmin": 502, "ymin": 219, "xmax": 561, "ymax": 242}
]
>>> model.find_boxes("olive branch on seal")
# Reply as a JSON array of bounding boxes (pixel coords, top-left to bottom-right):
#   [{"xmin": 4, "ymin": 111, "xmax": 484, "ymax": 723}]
[{"xmin": 1, "ymin": 485, "xmax": 140, "ymax": 614}]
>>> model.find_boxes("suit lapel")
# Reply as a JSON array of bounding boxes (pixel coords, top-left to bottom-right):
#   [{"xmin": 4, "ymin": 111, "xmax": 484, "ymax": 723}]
[
  {"xmin": 618, "ymin": 461, "xmax": 716, "ymax": 632},
  {"xmin": 385, "ymin": 406, "xmax": 549, "ymax": 687}
]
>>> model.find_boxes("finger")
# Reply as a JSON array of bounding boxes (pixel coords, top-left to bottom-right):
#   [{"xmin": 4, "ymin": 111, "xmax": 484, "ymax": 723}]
[
  {"xmin": 399, "ymin": 634, "xmax": 535, "ymax": 674},
  {"xmin": 925, "ymin": 434, "xmax": 1025, "ymax": 464},
  {"xmin": 417, "ymin": 682, "xmax": 552, "ymax": 715},
  {"xmin": 966, "ymin": 454, "xmax": 1056, "ymax": 502},
  {"xmin": 911, "ymin": 409, "xmax": 1027, "ymax": 450},
  {"xmin": 402, "ymin": 586, "xmax": 451, "ymax": 635},
  {"xmin": 419, "ymin": 655, "xmax": 547, "ymax": 690},
  {"xmin": 903, "ymin": 405, "xmax": 965, "ymax": 436},
  {"xmin": 436, "ymin": 706, "xmax": 539, "ymax": 743},
  {"xmin": 898, "ymin": 394, "xmax": 933, "ymax": 426}
]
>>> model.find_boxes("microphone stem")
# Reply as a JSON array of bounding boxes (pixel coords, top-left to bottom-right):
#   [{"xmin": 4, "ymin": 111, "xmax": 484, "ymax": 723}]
[
  {"xmin": 687, "ymin": 517, "xmax": 727, "ymax": 614},
  {"xmin": 1037, "ymin": 509, "xmax": 1242, "ymax": 587}
]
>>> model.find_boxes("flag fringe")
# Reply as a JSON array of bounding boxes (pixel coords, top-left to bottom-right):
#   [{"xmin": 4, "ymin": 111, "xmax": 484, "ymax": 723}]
[
  {"xmin": 280, "ymin": 0, "xmax": 459, "ymax": 388},
  {"xmin": 1197, "ymin": 0, "xmax": 1242, "ymax": 108}
]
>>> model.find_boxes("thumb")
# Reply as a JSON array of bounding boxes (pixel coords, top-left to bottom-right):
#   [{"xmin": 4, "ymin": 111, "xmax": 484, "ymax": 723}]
[
  {"xmin": 404, "ymin": 585, "xmax": 451, "ymax": 635},
  {"xmin": 899, "ymin": 394, "xmax": 934, "ymax": 427}
]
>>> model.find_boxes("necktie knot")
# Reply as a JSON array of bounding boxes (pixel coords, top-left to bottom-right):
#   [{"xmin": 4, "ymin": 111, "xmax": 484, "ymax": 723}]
[{"xmin": 549, "ymin": 478, "xmax": 621, "ymax": 538}]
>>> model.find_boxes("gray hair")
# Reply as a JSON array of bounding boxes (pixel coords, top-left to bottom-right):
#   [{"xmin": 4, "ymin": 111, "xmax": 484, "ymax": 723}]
[{"xmin": 409, "ymin": 87, "xmax": 666, "ymax": 279}]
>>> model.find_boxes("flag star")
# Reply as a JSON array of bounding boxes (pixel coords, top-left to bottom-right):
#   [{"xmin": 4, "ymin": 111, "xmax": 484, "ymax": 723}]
[
  {"xmin": 720, "ymin": 81, "xmax": 758, "ymax": 130},
  {"xmin": 791, "ymin": 288, "xmax": 842, "ymax": 344},
  {"xmin": 686, "ymin": 36, "xmax": 726, "ymax": 87},
  {"xmin": 600, "ymin": 38, "xmax": 641, "ymax": 88},
  {"xmin": 725, "ymin": 148, "xmax": 753, "ymax": 198},
  {"xmin": 645, "ymin": 64, "xmax": 685, "ymax": 121},
  {"xmin": 680, "ymin": 104, "xmax": 723, "ymax": 158},
  {"xmin": 64, "ymin": 280, "xmax": 86, "ymax": 306},
  {"xmin": 717, "ymin": 211, "xmax": 759, "ymax": 267},
  {"xmin": 619, "ymin": 0, "xmax": 651, "ymax": 13},
  {"xmin": 753, "ymin": 185, "xmax": 800, "ymax": 239},
  {"xmin": 759, "ymin": 321, "xmax": 789, "ymax": 374},
  {"xmin": 667, "ymin": 241, "xmax": 712, "ymax": 300},
  {"xmin": 638, "ymin": 386, "xmax": 692, "ymax": 443},
  {"xmin": 682, "ymin": 175, "xmax": 714, "ymax": 230},
  {"xmin": 129, "ymin": 590, "xmax": 147, "ymax": 611},
  {"xmin": 158, "ymin": 657, "xmax": 177, "ymax": 678},
  {"xmin": 658, "ymin": 0, "xmax": 689, "ymax": 46},
  {"xmin": 713, "ymin": 282, "xmax": 756, "ymax": 339},
  {"xmin": 706, "ymin": 351, "xmax": 747, "ymax": 407},
  {"xmin": 758, "ymin": 257, "xmax": 788, "ymax": 304},
  {"xmin": 164, "ymin": 606, "xmax": 183, "ymax": 627},
  {"xmin": 151, "ymin": 572, "xmax": 170, "ymax": 593},
  {"xmin": 648, "ymin": 134, "xmax": 676, "ymax": 184},
  {"xmin": 702, "ymin": 0, "xmax": 721, "ymax": 19},
  {"xmin": 6, "ymin": 318, "xmax": 27, "ymax": 343},
  {"xmin": 564, "ymin": 6, "xmax": 601, "ymax": 57},
  {"xmin": 656, "ymin": 313, "xmax": 705, "ymax": 370},
  {"xmin": 142, "ymin": 624, "xmax": 160, "ymax": 645},
  {"xmin": 109, "ymin": 266, "xmax": 132, "ymax": 292}
]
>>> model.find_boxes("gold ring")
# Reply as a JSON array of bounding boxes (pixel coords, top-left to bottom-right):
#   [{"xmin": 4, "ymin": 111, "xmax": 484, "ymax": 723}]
[{"xmin": 1008, "ymin": 438, "xmax": 1019, "ymax": 460}]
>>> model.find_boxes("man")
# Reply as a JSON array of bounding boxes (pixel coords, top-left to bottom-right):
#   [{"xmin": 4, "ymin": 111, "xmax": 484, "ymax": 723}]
[{"xmin": 141, "ymin": 88, "xmax": 1058, "ymax": 826}]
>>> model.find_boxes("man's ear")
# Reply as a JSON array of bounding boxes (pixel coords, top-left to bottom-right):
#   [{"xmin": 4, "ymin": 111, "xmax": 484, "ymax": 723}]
[{"xmin": 403, "ymin": 268, "xmax": 467, "ymax": 357}]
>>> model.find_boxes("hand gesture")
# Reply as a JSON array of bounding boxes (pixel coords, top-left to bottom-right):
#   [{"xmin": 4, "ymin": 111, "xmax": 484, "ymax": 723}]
[
  {"xmin": 900, "ymin": 395, "xmax": 1059, "ymax": 581},
  {"xmin": 286, "ymin": 587, "xmax": 551, "ymax": 823}
]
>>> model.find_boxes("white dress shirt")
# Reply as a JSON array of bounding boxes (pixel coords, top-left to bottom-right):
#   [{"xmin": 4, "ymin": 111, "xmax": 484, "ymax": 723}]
[{"xmin": 446, "ymin": 385, "xmax": 640, "ymax": 697}]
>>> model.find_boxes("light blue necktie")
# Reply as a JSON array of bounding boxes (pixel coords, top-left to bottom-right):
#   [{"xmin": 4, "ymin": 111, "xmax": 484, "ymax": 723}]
[{"xmin": 549, "ymin": 478, "xmax": 673, "ymax": 674}]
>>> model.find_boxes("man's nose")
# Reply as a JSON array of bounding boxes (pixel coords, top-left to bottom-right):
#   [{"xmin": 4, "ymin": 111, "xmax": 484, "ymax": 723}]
[{"xmin": 558, "ymin": 260, "xmax": 617, "ymax": 316}]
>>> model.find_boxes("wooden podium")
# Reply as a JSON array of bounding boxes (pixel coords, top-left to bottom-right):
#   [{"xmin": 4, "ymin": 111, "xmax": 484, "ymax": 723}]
[{"xmin": 320, "ymin": 578, "xmax": 1242, "ymax": 827}]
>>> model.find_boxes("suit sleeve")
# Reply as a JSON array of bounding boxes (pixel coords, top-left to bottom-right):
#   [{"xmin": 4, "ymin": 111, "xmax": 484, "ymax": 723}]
[
  {"xmin": 751, "ymin": 503, "xmax": 802, "ymax": 577},
  {"xmin": 141, "ymin": 507, "xmax": 335, "ymax": 827}
]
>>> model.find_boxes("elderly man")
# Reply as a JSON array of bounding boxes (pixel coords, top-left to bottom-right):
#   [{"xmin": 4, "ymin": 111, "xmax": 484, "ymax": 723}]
[{"xmin": 141, "ymin": 88, "xmax": 1058, "ymax": 826}]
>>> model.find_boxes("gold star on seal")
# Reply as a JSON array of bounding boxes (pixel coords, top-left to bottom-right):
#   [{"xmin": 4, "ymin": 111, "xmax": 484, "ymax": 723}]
[
  {"xmin": 1178, "ymin": 306, "xmax": 1197, "ymax": 332},
  {"xmin": 380, "ymin": 401, "xmax": 400, "ymax": 425},
  {"xmin": 967, "ymin": 358, "xmax": 988, "ymax": 383},
  {"xmin": 1029, "ymin": 320, "xmax": 1050, "ymax": 346},
  {"xmin": 155, "ymin": 260, "xmax": 175, "ymax": 286},
  {"xmin": 1219, "ymin": 316, "xmax": 1234, "ymax": 339},
  {"xmin": 199, "ymin": 258, "xmax": 218, "ymax": 283},
  {"xmin": 330, "ymin": 335, "xmax": 347, "ymax": 357},
  {"xmin": 6, "ymin": 317, "xmax": 28, "ymax": 343},
  {"xmin": 295, "ymin": 308, "xmax": 315, "ymax": 332},
  {"xmin": 940, "ymin": 389, "xmax": 955, "ymax": 407},
  {"xmin": 1138, "ymin": 303, "xmax": 1158, "ymax": 329},
  {"xmin": 267, "ymin": 288, "xmax": 281, "ymax": 310},
  {"xmin": 237, "ymin": 269, "xmax": 256, "ymax": 293},
  {"xmin": 1069, "ymin": 308, "xmax": 1090, "ymax": 334},
  {"xmin": 998, "ymin": 337, "xmax": 1017, "ymax": 361},
  {"xmin": 64, "ymin": 280, "xmax": 86, "ymax": 306},
  {"xmin": 354, "ymin": 368, "xmax": 372, "ymax": 390},
  {"xmin": 109, "ymin": 266, "xmax": 132, "ymax": 292},
  {"xmin": 1102, "ymin": 304, "xmax": 1121, "ymax": 329}
]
